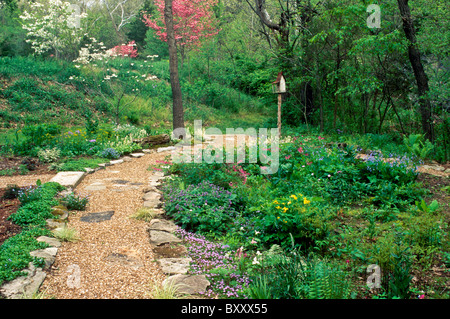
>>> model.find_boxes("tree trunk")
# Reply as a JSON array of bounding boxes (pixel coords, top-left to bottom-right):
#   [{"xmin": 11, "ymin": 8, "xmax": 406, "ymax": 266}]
[
  {"xmin": 164, "ymin": 0, "xmax": 185, "ymax": 138},
  {"xmin": 397, "ymin": 0, "xmax": 433, "ymax": 141}
]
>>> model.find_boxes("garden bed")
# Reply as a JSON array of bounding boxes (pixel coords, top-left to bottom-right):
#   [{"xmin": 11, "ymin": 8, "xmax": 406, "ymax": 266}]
[{"xmin": 0, "ymin": 188, "xmax": 22, "ymax": 245}]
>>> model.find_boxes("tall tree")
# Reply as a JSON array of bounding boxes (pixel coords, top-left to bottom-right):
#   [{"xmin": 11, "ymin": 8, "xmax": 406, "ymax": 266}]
[
  {"xmin": 143, "ymin": 0, "xmax": 219, "ymax": 65},
  {"xmin": 397, "ymin": 0, "xmax": 433, "ymax": 140},
  {"xmin": 164, "ymin": 0, "xmax": 185, "ymax": 138}
]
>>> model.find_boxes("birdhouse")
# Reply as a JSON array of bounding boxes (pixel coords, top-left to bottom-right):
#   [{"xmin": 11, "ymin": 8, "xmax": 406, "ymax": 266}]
[{"xmin": 272, "ymin": 72, "xmax": 286, "ymax": 94}]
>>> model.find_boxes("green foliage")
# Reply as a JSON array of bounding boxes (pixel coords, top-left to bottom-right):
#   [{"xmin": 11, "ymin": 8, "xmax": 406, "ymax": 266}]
[
  {"xmin": 403, "ymin": 134, "xmax": 434, "ymax": 160},
  {"xmin": 0, "ymin": 227, "xmax": 50, "ymax": 285},
  {"xmin": 59, "ymin": 193, "xmax": 89, "ymax": 211},
  {"xmin": 162, "ymin": 180, "xmax": 241, "ymax": 235}
]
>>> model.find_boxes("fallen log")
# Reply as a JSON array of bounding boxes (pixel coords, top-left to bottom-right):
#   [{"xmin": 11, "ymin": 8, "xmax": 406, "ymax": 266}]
[{"xmin": 133, "ymin": 134, "xmax": 171, "ymax": 147}]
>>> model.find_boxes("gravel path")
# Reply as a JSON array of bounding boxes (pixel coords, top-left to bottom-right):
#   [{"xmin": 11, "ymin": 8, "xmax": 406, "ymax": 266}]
[{"xmin": 40, "ymin": 151, "xmax": 170, "ymax": 299}]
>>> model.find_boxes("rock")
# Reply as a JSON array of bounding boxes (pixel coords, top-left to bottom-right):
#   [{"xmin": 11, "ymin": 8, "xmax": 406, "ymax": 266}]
[
  {"xmin": 143, "ymin": 200, "xmax": 161, "ymax": 209},
  {"xmin": 98, "ymin": 163, "xmax": 110, "ymax": 168},
  {"xmin": 122, "ymin": 156, "xmax": 133, "ymax": 162},
  {"xmin": 148, "ymin": 219, "xmax": 177, "ymax": 233},
  {"xmin": 46, "ymin": 219, "xmax": 66, "ymax": 230},
  {"xmin": 153, "ymin": 243, "xmax": 187, "ymax": 258},
  {"xmin": 110, "ymin": 159, "xmax": 124, "ymax": 165},
  {"xmin": 112, "ymin": 179, "xmax": 129, "ymax": 184},
  {"xmin": 142, "ymin": 191, "xmax": 161, "ymax": 202},
  {"xmin": 80, "ymin": 211, "xmax": 114, "ymax": 223},
  {"xmin": 163, "ymin": 274, "xmax": 210, "ymax": 295},
  {"xmin": 29, "ymin": 248, "xmax": 57, "ymax": 270},
  {"xmin": 131, "ymin": 153, "xmax": 145, "ymax": 158},
  {"xmin": 148, "ymin": 230, "xmax": 181, "ymax": 246},
  {"xmin": 36, "ymin": 236, "xmax": 61, "ymax": 248},
  {"xmin": 105, "ymin": 252, "xmax": 143, "ymax": 270},
  {"xmin": 84, "ymin": 168, "xmax": 95, "ymax": 174},
  {"xmin": 50, "ymin": 171, "xmax": 85, "ymax": 189},
  {"xmin": 157, "ymin": 257, "xmax": 192, "ymax": 275},
  {"xmin": 157, "ymin": 146, "xmax": 176, "ymax": 153},
  {"xmin": 0, "ymin": 263, "xmax": 47, "ymax": 299},
  {"xmin": 142, "ymin": 149, "xmax": 153, "ymax": 154},
  {"xmin": 445, "ymin": 168, "xmax": 450, "ymax": 174},
  {"xmin": 84, "ymin": 184, "xmax": 106, "ymax": 191},
  {"xmin": 135, "ymin": 134, "xmax": 171, "ymax": 148}
]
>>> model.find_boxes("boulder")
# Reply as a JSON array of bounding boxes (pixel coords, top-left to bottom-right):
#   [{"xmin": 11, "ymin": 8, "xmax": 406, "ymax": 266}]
[
  {"xmin": 148, "ymin": 230, "xmax": 181, "ymax": 246},
  {"xmin": 156, "ymin": 258, "xmax": 192, "ymax": 275},
  {"xmin": 163, "ymin": 274, "xmax": 210, "ymax": 295}
]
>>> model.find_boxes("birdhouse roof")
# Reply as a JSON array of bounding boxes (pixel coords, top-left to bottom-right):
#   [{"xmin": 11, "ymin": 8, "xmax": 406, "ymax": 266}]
[{"xmin": 273, "ymin": 72, "xmax": 285, "ymax": 84}]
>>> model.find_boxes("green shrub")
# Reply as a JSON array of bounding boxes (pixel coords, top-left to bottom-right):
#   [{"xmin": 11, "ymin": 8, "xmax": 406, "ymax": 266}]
[
  {"xmin": 257, "ymin": 193, "xmax": 329, "ymax": 250},
  {"xmin": 162, "ymin": 180, "xmax": 241, "ymax": 235},
  {"xmin": 60, "ymin": 193, "xmax": 89, "ymax": 211}
]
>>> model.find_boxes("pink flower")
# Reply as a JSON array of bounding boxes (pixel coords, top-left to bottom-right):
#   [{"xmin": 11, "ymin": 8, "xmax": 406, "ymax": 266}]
[
  {"xmin": 318, "ymin": 136, "xmax": 325, "ymax": 140},
  {"xmin": 250, "ymin": 239, "xmax": 257, "ymax": 244},
  {"xmin": 346, "ymin": 259, "xmax": 350, "ymax": 264},
  {"xmin": 285, "ymin": 155, "xmax": 291, "ymax": 160},
  {"xmin": 418, "ymin": 294, "xmax": 425, "ymax": 299},
  {"xmin": 297, "ymin": 147, "xmax": 303, "ymax": 153}
]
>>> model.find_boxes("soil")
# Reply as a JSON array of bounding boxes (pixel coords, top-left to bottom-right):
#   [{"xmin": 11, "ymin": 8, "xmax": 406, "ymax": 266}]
[
  {"xmin": 0, "ymin": 156, "xmax": 56, "ymax": 176},
  {"xmin": 0, "ymin": 188, "xmax": 22, "ymax": 245},
  {"xmin": 417, "ymin": 172, "xmax": 450, "ymax": 220}
]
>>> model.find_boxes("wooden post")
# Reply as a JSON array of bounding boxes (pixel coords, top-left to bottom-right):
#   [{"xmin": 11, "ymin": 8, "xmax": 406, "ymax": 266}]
[{"xmin": 278, "ymin": 93, "xmax": 282, "ymax": 137}]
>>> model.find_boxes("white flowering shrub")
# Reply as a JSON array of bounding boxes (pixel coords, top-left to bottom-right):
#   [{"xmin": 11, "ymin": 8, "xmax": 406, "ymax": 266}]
[{"xmin": 20, "ymin": 1, "xmax": 87, "ymax": 58}]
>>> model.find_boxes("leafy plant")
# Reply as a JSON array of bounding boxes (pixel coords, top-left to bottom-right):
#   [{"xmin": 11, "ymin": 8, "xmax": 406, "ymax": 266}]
[
  {"xmin": 403, "ymin": 134, "xmax": 434, "ymax": 160},
  {"xmin": 59, "ymin": 193, "xmax": 89, "ymax": 211},
  {"xmin": 163, "ymin": 180, "xmax": 241, "ymax": 235},
  {"xmin": 99, "ymin": 147, "xmax": 121, "ymax": 159},
  {"xmin": 37, "ymin": 147, "xmax": 61, "ymax": 163}
]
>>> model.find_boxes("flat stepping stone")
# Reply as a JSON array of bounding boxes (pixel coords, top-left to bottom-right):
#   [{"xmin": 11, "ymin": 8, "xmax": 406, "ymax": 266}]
[
  {"xmin": 131, "ymin": 153, "xmax": 145, "ymax": 158},
  {"xmin": 142, "ymin": 191, "xmax": 161, "ymax": 201},
  {"xmin": 122, "ymin": 156, "xmax": 132, "ymax": 162},
  {"xmin": 109, "ymin": 159, "xmax": 124, "ymax": 165},
  {"xmin": 29, "ymin": 248, "xmax": 58, "ymax": 270},
  {"xmin": 148, "ymin": 219, "xmax": 177, "ymax": 233},
  {"xmin": 36, "ymin": 236, "xmax": 61, "ymax": 248},
  {"xmin": 163, "ymin": 274, "xmax": 210, "ymax": 295},
  {"xmin": 148, "ymin": 230, "xmax": 181, "ymax": 246},
  {"xmin": 112, "ymin": 180, "xmax": 130, "ymax": 184},
  {"xmin": 84, "ymin": 184, "xmax": 106, "ymax": 191},
  {"xmin": 50, "ymin": 171, "xmax": 85, "ymax": 188},
  {"xmin": 80, "ymin": 211, "xmax": 114, "ymax": 223},
  {"xmin": 157, "ymin": 146, "xmax": 176, "ymax": 153},
  {"xmin": 153, "ymin": 243, "xmax": 187, "ymax": 258},
  {"xmin": 157, "ymin": 257, "xmax": 192, "ymax": 275},
  {"xmin": 105, "ymin": 253, "xmax": 143, "ymax": 270}
]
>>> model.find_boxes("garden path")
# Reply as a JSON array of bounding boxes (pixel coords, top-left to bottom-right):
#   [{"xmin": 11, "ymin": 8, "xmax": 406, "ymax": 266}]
[{"xmin": 39, "ymin": 150, "xmax": 171, "ymax": 298}]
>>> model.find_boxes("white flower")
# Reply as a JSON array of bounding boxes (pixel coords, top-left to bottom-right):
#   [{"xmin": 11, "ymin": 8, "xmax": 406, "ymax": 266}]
[
  {"xmin": 255, "ymin": 230, "xmax": 260, "ymax": 235},
  {"xmin": 252, "ymin": 257, "xmax": 260, "ymax": 265}
]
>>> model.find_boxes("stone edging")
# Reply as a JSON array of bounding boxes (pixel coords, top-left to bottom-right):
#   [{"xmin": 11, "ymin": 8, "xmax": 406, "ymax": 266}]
[{"xmin": 0, "ymin": 147, "xmax": 178, "ymax": 299}]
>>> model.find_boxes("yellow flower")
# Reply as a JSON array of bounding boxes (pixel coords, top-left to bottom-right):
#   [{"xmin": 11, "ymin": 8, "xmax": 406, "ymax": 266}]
[
  {"xmin": 290, "ymin": 195, "xmax": 298, "ymax": 200},
  {"xmin": 277, "ymin": 216, "xmax": 280, "ymax": 219},
  {"xmin": 303, "ymin": 197, "xmax": 311, "ymax": 205},
  {"xmin": 287, "ymin": 201, "xmax": 291, "ymax": 205},
  {"xmin": 273, "ymin": 200, "xmax": 279, "ymax": 204},
  {"xmin": 282, "ymin": 207, "xmax": 288, "ymax": 213},
  {"xmin": 276, "ymin": 206, "xmax": 281, "ymax": 210},
  {"xmin": 284, "ymin": 220, "xmax": 287, "ymax": 223}
]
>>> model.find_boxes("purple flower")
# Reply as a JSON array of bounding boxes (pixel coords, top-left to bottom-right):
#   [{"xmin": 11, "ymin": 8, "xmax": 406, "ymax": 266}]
[{"xmin": 89, "ymin": 139, "xmax": 96, "ymax": 143}]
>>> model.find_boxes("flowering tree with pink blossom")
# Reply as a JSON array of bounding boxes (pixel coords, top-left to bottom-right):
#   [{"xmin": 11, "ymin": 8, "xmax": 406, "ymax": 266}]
[
  {"xmin": 111, "ymin": 40, "xmax": 139, "ymax": 58},
  {"xmin": 143, "ymin": 0, "xmax": 219, "ymax": 64}
]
